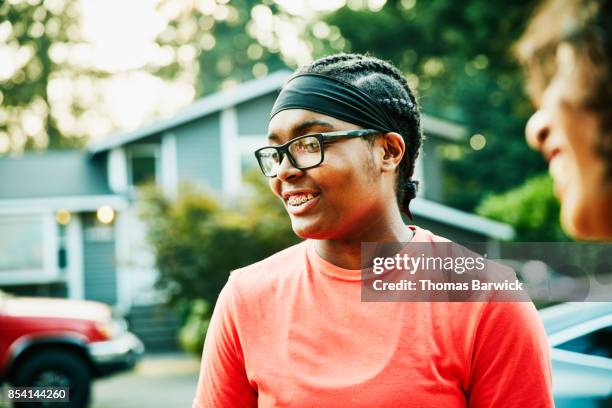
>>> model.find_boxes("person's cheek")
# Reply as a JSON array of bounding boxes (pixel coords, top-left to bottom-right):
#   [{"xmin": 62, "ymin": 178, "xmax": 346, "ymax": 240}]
[{"xmin": 269, "ymin": 178, "xmax": 283, "ymax": 201}]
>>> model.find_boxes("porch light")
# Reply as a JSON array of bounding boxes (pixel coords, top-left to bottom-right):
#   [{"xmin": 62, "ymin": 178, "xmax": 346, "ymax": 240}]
[
  {"xmin": 96, "ymin": 205, "xmax": 115, "ymax": 224},
  {"xmin": 56, "ymin": 209, "xmax": 71, "ymax": 225}
]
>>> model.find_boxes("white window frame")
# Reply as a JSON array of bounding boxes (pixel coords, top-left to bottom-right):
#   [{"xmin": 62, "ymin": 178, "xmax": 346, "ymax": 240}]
[
  {"xmin": 108, "ymin": 147, "xmax": 128, "ymax": 194},
  {"xmin": 161, "ymin": 132, "xmax": 178, "ymax": 198},
  {"xmin": 126, "ymin": 143, "xmax": 161, "ymax": 191},
  {"xmin": 0, "ymin": 212, "xmax": 60, "ymax": 285},
  {"xmin": 221, "ymin": 107, "xmax": 241, "ymax": 196},
  {"xmin": 239, "ymin": 134, "xmax": 267, "ymax": 184}
]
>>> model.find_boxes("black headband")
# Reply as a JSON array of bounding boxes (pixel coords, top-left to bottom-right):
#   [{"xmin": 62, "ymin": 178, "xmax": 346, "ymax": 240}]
[{"xmin": 270, "ymin": 73, "xmax": 401, "ymax": 132}]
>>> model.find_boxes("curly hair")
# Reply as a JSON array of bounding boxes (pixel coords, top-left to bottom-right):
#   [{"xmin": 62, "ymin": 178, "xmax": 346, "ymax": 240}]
[{"xmin": 292, "ymin": 53, "xmax": 422, "ymax": 216}]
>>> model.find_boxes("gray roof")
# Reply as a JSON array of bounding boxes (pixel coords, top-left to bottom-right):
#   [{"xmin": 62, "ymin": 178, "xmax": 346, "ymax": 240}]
[
  {"xmin": 88, "ymin": 71, "xmax": 292, "ymax": 155},
  {"xmin": 421, "ymin": 115, "xmax": 467, "ymax": 141},
  {"xmin": 87, "ymin": 70, "xmax": 468, "ymax": 155},
  {"xmin": 0, "ymin": 150, "xmax": 111, "ymax": 200}
]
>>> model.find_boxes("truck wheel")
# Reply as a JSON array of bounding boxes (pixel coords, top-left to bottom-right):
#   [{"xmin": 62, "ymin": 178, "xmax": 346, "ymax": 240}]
[{"xmin": 12, "ymin": 349, "xmax": 92, "ymax": 408}]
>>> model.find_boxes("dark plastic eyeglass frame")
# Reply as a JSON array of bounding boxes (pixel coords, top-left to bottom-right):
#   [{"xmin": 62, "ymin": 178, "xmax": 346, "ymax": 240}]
[{"xmin": 254, "ymin": 129, "xmax": 381, "ymax": 177}]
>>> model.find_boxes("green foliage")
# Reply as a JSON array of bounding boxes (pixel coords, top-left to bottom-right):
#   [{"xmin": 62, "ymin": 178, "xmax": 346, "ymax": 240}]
[
  {"xmin": 0, "ymin": 0, "xmax": 89, "ymax": 151},
  {"xmin": 152, "ymin": 0, "xmax": 289, "ymax": 96},
  {"xmin": 178, "ymin": 299, "xmax": 211, "ymax": 354},
  {"xmin": 476, "ymin": 174, "xmax": 569, "ymax": 241},
  {"xmin": 139, "ymin": 173, "xmax": 300, "ymax": 353}
]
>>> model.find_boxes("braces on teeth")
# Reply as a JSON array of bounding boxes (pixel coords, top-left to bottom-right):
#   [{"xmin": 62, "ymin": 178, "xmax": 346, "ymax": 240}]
[{"xmin": 288, "ymin": 193, "xmax": 315, "ymax": 205}]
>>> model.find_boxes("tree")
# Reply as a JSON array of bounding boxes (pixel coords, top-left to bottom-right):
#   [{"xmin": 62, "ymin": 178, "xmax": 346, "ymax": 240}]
[
  {"xmin": 150, "ymin": 0, "xmax": 302, "ymax": 96},
  {"xmin": 0, "ymin": 0, "xmax": 90, "ymax": 152}
]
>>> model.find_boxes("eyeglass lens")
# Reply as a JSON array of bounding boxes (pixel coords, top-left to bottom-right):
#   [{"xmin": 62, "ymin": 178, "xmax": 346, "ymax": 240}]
[{"xmin": 258, "ymin": 136, "xmax": 322, "ymax": 176}]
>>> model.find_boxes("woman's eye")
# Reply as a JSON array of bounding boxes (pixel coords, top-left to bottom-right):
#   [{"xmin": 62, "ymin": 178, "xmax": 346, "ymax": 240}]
[
  {"xmin": 304, "ymin": 142, "xmax": 319, "ymax": 152},
  {"xmin": 292, "ymin": 139, "xmax": 320, "ymax": 154}
]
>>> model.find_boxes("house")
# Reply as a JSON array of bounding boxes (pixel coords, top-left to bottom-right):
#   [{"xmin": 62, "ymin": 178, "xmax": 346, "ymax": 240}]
[{"xmin": 0, "ymin": 71, "xmax": 514, "ymax": 349}]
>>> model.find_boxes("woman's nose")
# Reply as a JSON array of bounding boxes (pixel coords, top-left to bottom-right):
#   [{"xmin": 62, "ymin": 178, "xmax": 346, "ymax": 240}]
[
  {"xmin": 525, "ymin": 109, "xmax": 551, "ymax": 151},
  {"xmin": 276, "ymin": 154, "xmax": 303, "ymax": 180}
]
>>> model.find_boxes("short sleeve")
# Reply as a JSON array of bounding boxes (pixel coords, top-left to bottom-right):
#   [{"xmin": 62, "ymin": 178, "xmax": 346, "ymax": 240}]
[
  {"xmin": 467, "ymin": 301, "xmax": 554, "ymax": 408},
  {"xmin": 192, "ymin": 274, "xmax": 257, "ymax": 408}
]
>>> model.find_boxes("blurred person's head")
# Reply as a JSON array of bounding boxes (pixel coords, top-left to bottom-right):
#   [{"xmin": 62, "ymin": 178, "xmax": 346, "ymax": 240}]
[
  {"xmin": 516, "ymin": 0, "xmax": 612, "ymax": 240},
  {"xmin": 261, "ymin": 54, "xmax": 421, "ymax": 240}
]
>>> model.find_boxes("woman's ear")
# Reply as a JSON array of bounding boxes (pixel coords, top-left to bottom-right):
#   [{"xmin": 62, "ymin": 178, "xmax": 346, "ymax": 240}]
[{"xmin": 379, "ymin": 132, "xmax": 405, "ymax": 173}]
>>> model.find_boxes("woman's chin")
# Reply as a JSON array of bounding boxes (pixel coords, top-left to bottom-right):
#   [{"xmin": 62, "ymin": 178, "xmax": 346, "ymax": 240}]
[
  {"xmin": 291, "ymin": 223, "xmax": 324, "ymax": 240},
  {"xmin": 561, "ymin": 193, "xmax": 598, "ymax": 240},
  {"xmin": 290, "ymin": 217, "xmax": 332, "ymax": 240},
  {"xmin": 562, "ymin": 195, "xmax": 612, "ymax": 240}
]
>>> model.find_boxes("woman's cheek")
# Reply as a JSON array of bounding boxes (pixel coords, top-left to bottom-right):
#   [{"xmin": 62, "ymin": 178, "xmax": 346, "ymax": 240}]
[{"xmin": 269, "ymin": 178, "xmax": 282, "ymax": 199}]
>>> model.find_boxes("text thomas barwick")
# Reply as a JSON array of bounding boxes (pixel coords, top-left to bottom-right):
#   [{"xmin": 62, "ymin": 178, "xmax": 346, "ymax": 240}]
[{"xmin": 371, "ymin": 279, "xmax": 524, "ymax": 291}]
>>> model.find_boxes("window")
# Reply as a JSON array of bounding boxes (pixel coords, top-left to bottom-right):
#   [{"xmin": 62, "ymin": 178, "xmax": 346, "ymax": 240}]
[
  {"xmin": 0, "ymin": 215, "xmax": 44, "ymax": 272},
  {"xmin": 128, "ymin": 144, "xmax": 160, "ymax": 188},
  {"xmin": 0, "ymin": 214, "xmax": 61, "ymax": 284},
  {"xmin": 557, "ymin": 325, "xmax": 612, "ymax": 359}
]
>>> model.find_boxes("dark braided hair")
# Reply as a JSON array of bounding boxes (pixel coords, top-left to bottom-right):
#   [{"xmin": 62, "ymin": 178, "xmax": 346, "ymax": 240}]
[{"xmin": 294, "ymin": 53, "xmax": 422, "ymax": 216}]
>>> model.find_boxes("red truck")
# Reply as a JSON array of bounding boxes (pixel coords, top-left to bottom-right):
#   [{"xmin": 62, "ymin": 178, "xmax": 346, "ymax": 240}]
[{"xmin": 0, "ymin": 290, "xmax": 144, "ymax": 407}]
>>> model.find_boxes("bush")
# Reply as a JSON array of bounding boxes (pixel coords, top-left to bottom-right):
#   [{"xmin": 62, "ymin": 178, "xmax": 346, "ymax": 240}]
[
  {"xmin": 178, "ymin": 299, "xmax": 211, "ymax": 354},
  {"xmin": 139, "ymin": 172, "xmax": 300, "ymax": 353},
  {"xmin": 476, "ymin": 173, "xmax": 569, "ymax": 242}
]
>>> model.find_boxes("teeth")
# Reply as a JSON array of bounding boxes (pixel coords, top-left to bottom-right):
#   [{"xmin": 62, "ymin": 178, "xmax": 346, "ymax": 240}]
[{"xmin": 288, "ymin": 193, "xmax": 316, "ymax": 205}]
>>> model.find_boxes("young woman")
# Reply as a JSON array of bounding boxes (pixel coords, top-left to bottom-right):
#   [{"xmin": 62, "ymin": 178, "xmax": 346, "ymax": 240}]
[
  {"xmin": 517, "ymin": 0, "xmax": 612, "ymax": 240},
  {"xmin": 193, "ymin": 54, "xmax": 553, "ymax": 407}
]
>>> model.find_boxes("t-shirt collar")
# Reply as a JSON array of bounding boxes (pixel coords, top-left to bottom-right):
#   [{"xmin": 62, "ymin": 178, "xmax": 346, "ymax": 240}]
[{"xmin": 306, "ymin": 225, "xmax": 429, "ymax": 281}]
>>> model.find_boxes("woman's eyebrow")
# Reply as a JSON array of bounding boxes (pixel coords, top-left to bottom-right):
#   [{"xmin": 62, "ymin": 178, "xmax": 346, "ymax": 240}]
[
  {"xmin": 267, "ymin": 119, "xmax": 335, "ymax": 142},
  {"xmin": 292, "ymin": 119, "xmax": 335, "ymax": 135}
]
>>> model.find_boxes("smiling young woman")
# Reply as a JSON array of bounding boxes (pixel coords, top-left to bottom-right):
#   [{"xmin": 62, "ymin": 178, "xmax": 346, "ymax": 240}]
[
  {"xmin": 192, "ymin": 54, "xmax": 553, "ymax": 408},
  {"xmin": 516, "ymin": 0, "xmax": 612, "ymax": 240}
]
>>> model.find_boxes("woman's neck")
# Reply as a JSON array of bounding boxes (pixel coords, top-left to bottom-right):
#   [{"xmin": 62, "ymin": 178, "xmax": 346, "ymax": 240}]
[{"xmin": 313, "ymin": 210, "xmax": 414, "ymax": 270}]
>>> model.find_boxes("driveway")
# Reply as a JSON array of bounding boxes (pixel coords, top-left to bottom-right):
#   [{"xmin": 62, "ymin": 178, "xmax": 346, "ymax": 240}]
[{"xmin": 91, "ymin": 352, "xmax": 200, "ymax": 408}]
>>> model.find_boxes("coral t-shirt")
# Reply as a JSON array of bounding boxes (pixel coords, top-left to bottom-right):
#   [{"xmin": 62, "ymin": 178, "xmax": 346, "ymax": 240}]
[{"xmin": 193, "ymin": 226, "xmax": 553, "ymax": 407}]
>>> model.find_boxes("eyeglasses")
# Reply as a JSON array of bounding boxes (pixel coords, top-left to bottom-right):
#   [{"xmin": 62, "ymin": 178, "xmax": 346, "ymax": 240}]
[{"xmin": 254, "ymin": 129, "xmax": 380, "ymax": 177}]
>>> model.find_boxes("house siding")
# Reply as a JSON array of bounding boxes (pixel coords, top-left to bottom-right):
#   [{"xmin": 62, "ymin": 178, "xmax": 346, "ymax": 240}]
[
  {"xmin": 236, "ymin": 93, "xmax": 278, "ymax": 136},
  {"xmin": 174, "ymin": 113, "xmax": 222, "ymax": 190},
  {"xmin": 0, "ymin": 151, "xmax": 111, "ymax": 199}
]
